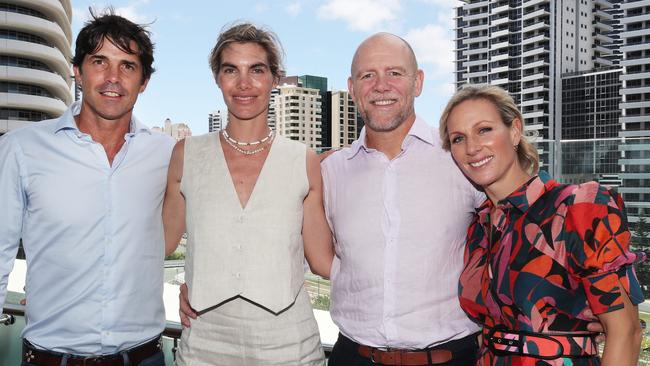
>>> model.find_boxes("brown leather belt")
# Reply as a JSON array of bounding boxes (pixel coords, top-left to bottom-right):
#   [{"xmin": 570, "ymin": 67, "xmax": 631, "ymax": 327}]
[
  {"xmin": 23, "ymin": 336, "xmax": 162, "ymax": 366},
  {"xmin": 358, "ymin": 346, "xmax": 453, "ymax": 365}
]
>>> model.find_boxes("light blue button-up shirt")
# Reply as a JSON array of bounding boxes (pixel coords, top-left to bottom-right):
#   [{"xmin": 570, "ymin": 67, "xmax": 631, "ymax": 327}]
[{"xmin": 0, "ymin": 101, "xmax": 175, "ymax": 354}]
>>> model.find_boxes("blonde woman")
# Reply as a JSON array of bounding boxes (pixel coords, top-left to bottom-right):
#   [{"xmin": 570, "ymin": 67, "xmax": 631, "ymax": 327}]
[{"xmin": 438, "ymin": 84, "xmax": 644, "ymax": 366}]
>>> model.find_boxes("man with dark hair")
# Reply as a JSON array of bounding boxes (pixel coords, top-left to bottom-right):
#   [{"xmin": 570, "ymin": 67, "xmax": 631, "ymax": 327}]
[{"xmin": 0, "ymin": 10, "xmax": 174, "ymax": 366}]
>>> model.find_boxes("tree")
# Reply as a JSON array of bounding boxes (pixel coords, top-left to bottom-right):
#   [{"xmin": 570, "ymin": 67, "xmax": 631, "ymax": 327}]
[
  {"xmin": 632, "ymin": 213, "xmax": 650, "ymax": 297},
  {"xmin": 633, "ymin": 213, "xmax": 650, "ymax": 250}
]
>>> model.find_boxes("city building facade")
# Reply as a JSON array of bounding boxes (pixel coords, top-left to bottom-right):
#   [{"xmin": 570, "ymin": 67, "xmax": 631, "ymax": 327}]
[
  {"xmin": 272, "ymin": 81, "xmax": 323, "ymax": 150},
  {"xmin": 152, "ymin": 118, "xmax": 192, "ymax": 141},
  {"xmin": 329, "ymin": 90, "xmax": 359, "ymax": 149},
  {"xmin": 0, "ymin": 0, "xmax": 73, "ymax": 135},
  {"xmin": 560, "ymin": 68, "xmax": 622, "ymax": 185},
  {"xmin": 208, "ymin": 109, "xmax": 226, "ymax": 132},
  {"xmin": 618, "ymin": 0, "xmax": 650, "ymax": 222},
  {"xmin": 454, "ymin": 0, "xmax": 621, "ymax": 174}
]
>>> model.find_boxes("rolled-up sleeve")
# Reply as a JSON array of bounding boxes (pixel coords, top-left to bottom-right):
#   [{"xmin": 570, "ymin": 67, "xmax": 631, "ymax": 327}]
[
  {"xmin": 0, "ymin": 135, "xmax": 26, "ymax": 309},
  {"xmin": 566, "ymin": 184, "xmax": 644, "ymax": 315}
]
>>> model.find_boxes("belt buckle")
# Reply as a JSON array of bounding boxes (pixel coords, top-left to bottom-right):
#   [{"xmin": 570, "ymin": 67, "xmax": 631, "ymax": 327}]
[
  {"xmin": 82, "ymin": 355, "xmax": 105, "ymax": 365},
  {"xmin": 369, "ymin": 348, "xmax": 378, "ymax": 364}
]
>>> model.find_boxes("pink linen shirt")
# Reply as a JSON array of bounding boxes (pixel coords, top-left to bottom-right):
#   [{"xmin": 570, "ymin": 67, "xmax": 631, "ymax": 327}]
[{"xmin": 321, "ymin": 116, "xmax": 485, "ymax": 349}]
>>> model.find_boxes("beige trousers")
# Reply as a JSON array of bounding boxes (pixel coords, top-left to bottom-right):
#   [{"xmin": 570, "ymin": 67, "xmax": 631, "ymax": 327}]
[{"xmin": 175, "ymin": 287, "xmax": 325, "ymax": 366}]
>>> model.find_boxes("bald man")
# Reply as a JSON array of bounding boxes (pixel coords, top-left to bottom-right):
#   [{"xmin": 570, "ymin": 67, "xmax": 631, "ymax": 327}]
[{"xmin": 320, "ymin": 33, "xmax": 484, "ymax": 366}]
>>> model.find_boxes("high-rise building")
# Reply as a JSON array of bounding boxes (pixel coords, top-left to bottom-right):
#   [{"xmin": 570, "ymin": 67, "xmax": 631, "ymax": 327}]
[
  {"xmin": 298, "ymin": 75, "xmax": 330, "ymax": 149},
  {"xmin": 560, "ymin": 68, "xmax": 622, "ymax": 184},
  {"xmin": 618, "ymin": 0, "xmax": 650, "ymax": 223},
  {"xmin": 329, "ymin": 90, "xmax": 359, "ymax": 149},
  {"xmin": 269, "ymin": 75, "xmax": 331, "ymax": 150},
  {"xmin": 272, "ymin": 82, "xmax": 322, "ymax": 149},
  {"xmin": 152, "ymin": 118, "xmax": 192, "ymax": 141},
  {"xmin": 208, "ymin": 109, "xmax": 226, "ymax": 132},
  {"xmin": 454, "ymin": 0, "xmax": 621, "ymax": 174},
  {"xmin": 0, "ymin": 0, "xmax": 74, "ymax": 135}
]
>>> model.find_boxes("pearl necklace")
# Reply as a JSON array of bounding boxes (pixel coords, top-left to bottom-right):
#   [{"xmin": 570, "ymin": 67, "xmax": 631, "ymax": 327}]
[
  {"xmin": 222, "ymin": 129, "xmax": 273, "ymax": 146},
  {"xmin": 222, "ymin": 130, "xmax": 274, "ymax": 155}
]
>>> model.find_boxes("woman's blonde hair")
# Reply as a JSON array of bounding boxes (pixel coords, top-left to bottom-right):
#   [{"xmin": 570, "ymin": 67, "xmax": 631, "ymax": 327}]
[{"xmin": 438, "ymin": 84, "xmax": 539, "ymax": 174}]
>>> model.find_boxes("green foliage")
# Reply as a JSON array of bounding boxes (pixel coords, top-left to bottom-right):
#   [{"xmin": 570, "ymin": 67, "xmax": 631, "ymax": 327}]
[
  {"xmin": 634, "ymin": 214, "xmax": 650, "ymax": 249},
  {"xmin": 633, "ymin": 213, "xmax": 650, "ymax": 297},
  {"xmin": 165, "ymin": 251, "xmax": 185, "ymax": 261},
  {"xmin": 312, "ymin": 294, "xmax": 330, "ymax": 311}
]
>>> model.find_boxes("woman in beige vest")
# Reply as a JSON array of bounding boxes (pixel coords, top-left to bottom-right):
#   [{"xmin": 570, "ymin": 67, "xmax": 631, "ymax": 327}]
[{"xmin": 163, "ymin": 23, "xmax": 334, "ymax": 365}]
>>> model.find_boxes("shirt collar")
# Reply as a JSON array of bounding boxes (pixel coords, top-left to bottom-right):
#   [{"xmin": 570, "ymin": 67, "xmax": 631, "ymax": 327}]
[
  {"xmin": 475, "ymin": 171, "xmax": 555, "ymax": 223},
  {"xmin": 345, "ymin": 115, "xmax": 435, "ymax": 159},
  {"xmin": 54, "ymin": 100, "xmax": 151, "ymax": 136}
]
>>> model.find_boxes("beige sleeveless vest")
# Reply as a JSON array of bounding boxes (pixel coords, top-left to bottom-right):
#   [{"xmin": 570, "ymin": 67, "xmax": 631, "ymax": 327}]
[{"xmin": 181, "ymin": 133, "xmax": 309, "ymax": 313}]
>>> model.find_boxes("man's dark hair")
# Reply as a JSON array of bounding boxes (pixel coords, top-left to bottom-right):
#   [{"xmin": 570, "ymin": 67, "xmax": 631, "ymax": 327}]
[{"xmin": 72, "ymin": 8, "xmax": 155, "ymax": 82}]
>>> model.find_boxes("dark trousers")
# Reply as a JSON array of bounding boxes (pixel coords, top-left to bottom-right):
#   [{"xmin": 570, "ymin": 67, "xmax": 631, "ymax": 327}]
[
  {"xmin": 21, "ymin": 349, "xmax": 165, "ymax": 366},
  {"xmin": 328, "ymin": 333, "xmax": 479, "ymax": 366}
]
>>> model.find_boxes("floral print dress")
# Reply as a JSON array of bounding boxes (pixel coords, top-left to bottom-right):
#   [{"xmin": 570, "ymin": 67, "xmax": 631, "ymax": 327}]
[{"xmin": 459, "ymin": 174, "xmax": 645, "ymax": 366}]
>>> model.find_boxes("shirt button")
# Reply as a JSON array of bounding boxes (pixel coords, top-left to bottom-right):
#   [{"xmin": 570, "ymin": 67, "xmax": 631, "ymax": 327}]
[{"xmin": 236, "ymin": 273, "xmax": 241, "ymax": 279}]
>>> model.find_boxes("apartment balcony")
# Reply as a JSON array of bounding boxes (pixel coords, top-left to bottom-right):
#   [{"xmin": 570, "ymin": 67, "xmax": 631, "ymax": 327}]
[
  {"xmin": 490, "ymin": 65, "xmax": 509, "ymax": 73},
  {"xmin": 465, "ymin": 58, "xmax": 489, "ymax": 67},
  {"xmin": 522, "ymin": 110, "xmax": 547, "ymax": 119},
  {"xmin": 621, "ymin": 71, "xmax": 650, "ymax": 81},
  {"xmin": 521, "ymin": 84, "xmax": 548, "ymax": 94},
  {"xmin": 0, "ymin": 92, "xmax": 67, "ymax": 116},
  {"xmin": 0, "ymin": 66, "xmax": 72, "ymax": 104},
  {"xmin": 14, "ymin": 0, "xmax": 73, "ymax": 41},
  {"xmin": 522, "ymin": 8, "xmax": 550, "ymax": 22},
  {"xmin": 491, "ymin": 28, "xmax": 509, "ymax": 38},
  {"xmin": 620, "ymin": 13, "xmax": 650, "ymax": 24},
  {"xmin": 463, "ymin": 12, "xmax": 489, "ymax": 22},
  {"xmin": 620, "ymin": 42, "xmax": 650, "ymax": 53},
  {"xmin": 522, "ymin": 47, "xmax": 547, "ymax": 58},
  {"xmin": 620, "ymin": 0, "xmax": 650, "ymax": 10},
  {"xmin": 466, "ymin": 70, "xmax": 489, "ymax": 79},
  {"xmin": 594, "ymin": 33, "xmax": 614, "ymax": 44},
  {"xmin": 523, "ymin": 0, "xmax": 547, "ymax": 7},
  {"xmin": 490, "ymin": 40, "xmax": 509, "ymax": 51},
  {"xmin": 522, "ymin": 22, "xmax": 548, "ymax": 34},
  {"xmin": 464, "ymin": 35, "xmax": 489, "ymax": 45},
  {"xmin": 490, "ymin": 76, "xmax": 509, "ymax": 85},
  {"xmin": 2, "ymin": 12, "xmax": 72, "ymax": 60},
  {"xmin": 464, "ymin": 0, "xmax": 489, "ymax": 10},
  {"xmin": 594, "ymin": 9, "xmax": 613, "ymax": 21},
  {"xmin": 521, "ymin": 72, "xmax": 546, "ymax": 83},
  {"xmin": 620, "ymin": 101, "xmax": 650, "ymax": 110},
  {"xmin": 490, "ymin": 4, "xmax": 510, "ymax": 15},
  {"xmin": 521, "ymin": 59, "xmax": 548, "ymax": 70},
  {"xmin": 491, "ymin": 16, "xmax": 510, "ymax": 26},
  {"xmin": 621, "ymin": 58, "xmax": 650, "ymax": 67},
  {"xmin": 594, "ymin": 0, "xmax": 613, "ymax": 9},
  {"xmin": 594, "ymin": 57, "xmax": 615, "ymax": 67},
  {"xmin": 594, "ymin": 44, "xmax": 612, "ymax": 54},
  {"xmin": 491, "ymin": 53, "xmax": 509, "ymax": 61},
  {"xmin": 622, "ymin": 28, "xmax": 650, "ymax": 38},
  {"xmin": 522, "ymin": 34, "xmax": 549, "ymax": 46},
  {"xmin": 1, "ymin": 39, "xmax": 72, "ymax": 85},
  {"xmin": 521, "ymin": 97, "xmax": 545, "ymax": 107},
  {"xmin": 620, "ymin": 116, "xmax": 650, "ymax": 125},
  {"xmin": 465, "ymin": 47, "xmax": 488, "ymax": 56},
  {"xmin": 465, "ymin": 23, "xmax": 489, "ymax": 33},
  {"xmin": 620, "ymin": 85, "xmax": 650, "ymax": 97}
]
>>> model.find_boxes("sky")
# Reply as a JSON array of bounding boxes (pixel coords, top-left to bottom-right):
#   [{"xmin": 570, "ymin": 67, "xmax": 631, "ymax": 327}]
[{"xmin": 71, "ymin": 0, "xmax": 462, "ymax": 135}]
